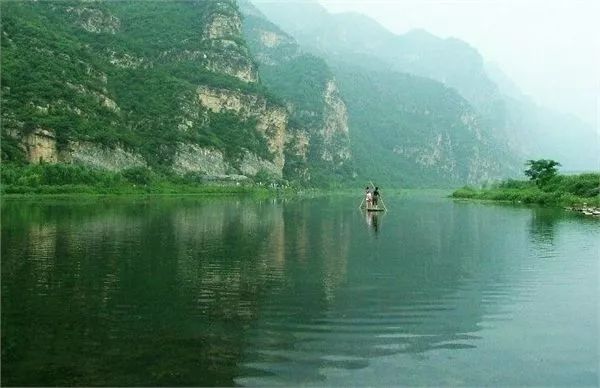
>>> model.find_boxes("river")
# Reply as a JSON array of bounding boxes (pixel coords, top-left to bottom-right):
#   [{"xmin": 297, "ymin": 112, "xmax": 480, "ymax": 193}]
[{"xmin": 1, "ymin": 193, "xmax": 598, "ymax": 386}]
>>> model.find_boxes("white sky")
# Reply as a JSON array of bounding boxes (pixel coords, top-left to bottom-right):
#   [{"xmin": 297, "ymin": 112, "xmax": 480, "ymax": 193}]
[{"xmin": 318, "ymin": 0, "xmax": 599, "ymax": 125}]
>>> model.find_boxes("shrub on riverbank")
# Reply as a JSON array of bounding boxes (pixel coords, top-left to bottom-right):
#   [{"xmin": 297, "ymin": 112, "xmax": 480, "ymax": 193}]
[{"xmin": 452, "ymin": 173, "xmax": 600, "ymax": 206}]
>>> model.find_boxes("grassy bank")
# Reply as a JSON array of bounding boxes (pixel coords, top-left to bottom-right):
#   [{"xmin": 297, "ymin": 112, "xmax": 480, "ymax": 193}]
[
  {"xmin": 0, "ymin": 163, "xmax": 289, "ymax": 196},
  {"xmin": 452, "ymin": 173, "xmax": 600, "ymax": 207}
]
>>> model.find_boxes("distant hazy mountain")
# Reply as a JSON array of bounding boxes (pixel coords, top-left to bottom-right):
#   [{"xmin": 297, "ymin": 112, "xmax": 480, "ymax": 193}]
[
  {"xmin": 332, "ymin": 64, "xmax": 515, "ymax": 186},
  {"xmin": 486, "ymin": 63, "xmax": 598, "ymax": 171},
  {"xmin": 502, "ymin": 97, "xmax": 599, "ymax": 172},
  {"xmin": 252, "ymin": 0, "xmax": 520, "ymax": 185},
  {"xmin": 254, "ymin": 0, "xmax": 598, "ymax": 173},
  {"xmin": 253, "ymin": 1, "xmax": 501, "ymax": 114}
]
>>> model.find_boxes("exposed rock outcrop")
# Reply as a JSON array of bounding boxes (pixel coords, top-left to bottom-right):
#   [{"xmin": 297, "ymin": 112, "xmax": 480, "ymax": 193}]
[
  {"xmin": 22, "ymin": 129, "xmax": 59, "ymax": 164},
  {"xmin": 201, "ymin": 1, "xmax": 258, "ymax": 82},
  {"xmin": 66, "ymin": 82, "xmax": 120, "ymax": 113},
  {"xmin": 2, "ymin": 0, "xmax": 335, "ymax": 184},
  {"xmin": 240, "ymin": 1, "xmax": 353, "ymax": 181},
  {"xmin": 16, "ymin": 128, "xmax": 145, "ymax": 171},
  {"xmin": 196, "ymin": 86, "xmax": 287, "ymax": 175},
  {"xmin": 65, "ymin": 6, "xmax": 120, "ymax": 34},
  {"xmin": 239, "ymin": 151, "xmax": 280, "ymax": 177},
  {"xmin": 68, "ymin": 142, "xmax": 146, "ymax": 171},
  {"xmin": 172, "ymin": 144, "xmax": 229, "ymax": 176},
  {"xmin": 321, "ymin": 80, "xmax": 351, "ymax": 162}
]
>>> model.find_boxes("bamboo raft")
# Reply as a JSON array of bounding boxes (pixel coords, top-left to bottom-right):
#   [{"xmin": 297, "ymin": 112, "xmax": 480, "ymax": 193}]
[{"xmin": 359, "ymin": 180, "xmax": 388, "ymax": 212}]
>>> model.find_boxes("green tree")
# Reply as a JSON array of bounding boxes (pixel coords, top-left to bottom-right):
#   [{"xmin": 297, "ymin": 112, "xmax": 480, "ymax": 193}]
[{"xmin": 524, "ymin": 159, "xmax": 561, "ymax": 186}]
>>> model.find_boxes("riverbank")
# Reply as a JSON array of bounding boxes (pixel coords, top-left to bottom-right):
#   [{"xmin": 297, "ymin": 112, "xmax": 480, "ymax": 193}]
[
  {"xmin": 452, "ymin": 173, "xmax": 600, "ymax": 209},
  {"xmin": 0, "ymin": 162, "xmax": 414, "ymax": 198},
  {"xmin": 0, "ymin": 162, "xmax": 298, "ymax": 197},
  {"xmin": 0, "ymin": 179, "xmax": 287, "ymax": 197}
]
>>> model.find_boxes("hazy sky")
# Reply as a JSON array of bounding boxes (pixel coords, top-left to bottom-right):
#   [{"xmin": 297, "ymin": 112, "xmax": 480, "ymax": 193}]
[{"xmin": 318, "ymin": 0, "xmax": 599, "ymax": 125}]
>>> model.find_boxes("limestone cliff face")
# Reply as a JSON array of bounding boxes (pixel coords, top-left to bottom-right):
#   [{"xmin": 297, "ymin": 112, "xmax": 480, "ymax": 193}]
[
  {"xmin": 391, "ymin": 127, "xmax": 505, "ymax": 185},
  {"xmin": 65, "ymin": 6, "xmax": 120, "ymax": 34},
  {"xmin": 3, "ymin": 0, "xmax": 292, "ymax": 180},
  {"xmin": 392, "ymin": 133, "xmax": 458, "ymax": 180},
  {"xmin": 321, "ymin": 80, "xmax": 351, "ymax": 163},
  {"xmin": 196, "ymin": 86, "xmax": 287, "ymax": 176},
  {"xmin": 10, "ymin": 128, "xmax": 146, "ymax": 171},
  {"xmin": 172, "ymin": 145, "xmax": 229, "ymax": 176},
  {"xmin": 201, "ymin": 1, "xmax": 258, "ymax": 83},
  {"xmin": 203, "ymin": 13, "xmax": 240, "ymax": 41},
  {"xmin": 68, "ymin": 142, "xmax": 146, "ymax": 171},
  {"xmin": 240, "ymin": 1, "xmax": 353, "ymax": 181},
  {"xmin": 239, "ymin": 0, "xmax": 300, "ymax": 66},
  {"xmin": 22, "ymin": 129, "xmax": 59, "ymax": 164}
]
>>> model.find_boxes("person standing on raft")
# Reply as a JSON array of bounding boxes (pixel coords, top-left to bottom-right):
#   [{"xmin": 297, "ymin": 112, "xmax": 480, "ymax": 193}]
[
  {"xmin": 365, "ymin": 186, "xmax": 373, "ymax": 209},
  {"xmin": 373, "ymin": 187, "xmax": 380, "ymax": 208}
]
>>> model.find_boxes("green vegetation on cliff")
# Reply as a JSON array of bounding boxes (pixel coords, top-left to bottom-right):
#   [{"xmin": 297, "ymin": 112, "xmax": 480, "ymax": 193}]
[
  {"xmin": 250, "ymin": 0, "xmax": 520, "ymax": 187},
  {"xmin": 1, "ymin": 0, "xmax": 276, "ymax": 169},
  {"xmin": 260, "ymin": 55, "xmax": 332, "ymax": 129},
  {"xmin": 334, "ymin": 66, "xmax": 512, "ymax": 187},
  {"xmin": 240, "ymin": 2, "xmax": 354, "ymax": 186},
  {"xmin": 2, "ymin": 0, "xmax": 358, "ymax": 189}
]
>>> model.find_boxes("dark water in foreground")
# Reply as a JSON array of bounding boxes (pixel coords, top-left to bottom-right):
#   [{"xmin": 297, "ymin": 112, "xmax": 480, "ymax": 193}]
[{"xmin": 1, "ymin": 194, "xmax": 598, "ymax": 386}]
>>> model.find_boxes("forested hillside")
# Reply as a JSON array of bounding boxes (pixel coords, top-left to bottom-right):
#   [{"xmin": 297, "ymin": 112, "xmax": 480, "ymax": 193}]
[
  {"xmin": 334, "ymin": 66, "xmax": 511, "ymax": 186},
  {"xmin": 3, "ymin": 1, "xmax": 269, "ymax": 165},
  {"xmin": 1, "ymin": 0, "xmax": 352, "ymax": 188}
]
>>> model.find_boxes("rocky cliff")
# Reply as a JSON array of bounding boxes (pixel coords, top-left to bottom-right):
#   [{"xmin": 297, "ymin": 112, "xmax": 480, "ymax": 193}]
[
  {"xmin": 2, "ymin": 0, "xmax": 358, "ymax": 185},
  {"xmin": 240, "ymin": 0, "xmax": 353, "ymax": 183},
  {"xmin": 1, "ymin": 0, "xmax": 291, "ymax": 180},
  {"xmin": 334, "ymin": 67, "xmax": 514, "ymax": 186}
]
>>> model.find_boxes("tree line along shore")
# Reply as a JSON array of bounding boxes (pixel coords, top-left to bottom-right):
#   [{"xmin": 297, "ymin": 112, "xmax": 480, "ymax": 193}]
[
  {"xmin": 2, "ymin": 159, "xmax": 598, "ymax": 211},
  {"xmin": 452, "ymin": 160, "xmax": 600, "ymax": 213}
]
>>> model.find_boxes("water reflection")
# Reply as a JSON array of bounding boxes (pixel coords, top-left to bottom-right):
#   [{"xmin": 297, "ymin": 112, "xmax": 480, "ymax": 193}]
[
  {"xmin": 528, "ymin": 207, "xmax": 561, "ymax": 245},
  {"xmin": 364, "ymin": 210, "xmax": 380, "ymax": 234},
  {"xmin": 1, "ymin": 197, "xmax": 598, "ymax": 386}
]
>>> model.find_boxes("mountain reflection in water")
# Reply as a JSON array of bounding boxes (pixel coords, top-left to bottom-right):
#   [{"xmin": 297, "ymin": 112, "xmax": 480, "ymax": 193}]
[{"xmin": 2, "ymin": 195, "xmax": 598, "ymax": 386}]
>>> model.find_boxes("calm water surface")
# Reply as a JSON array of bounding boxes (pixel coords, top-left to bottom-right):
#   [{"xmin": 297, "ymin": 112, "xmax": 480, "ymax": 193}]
[{"xmin": 1, "ymin": 194, "xmax": 598, "ymax": 386}]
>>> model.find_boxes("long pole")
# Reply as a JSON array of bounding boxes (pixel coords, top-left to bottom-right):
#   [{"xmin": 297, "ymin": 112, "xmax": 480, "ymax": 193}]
[{"xmin": 370, "ymin": 180, "xmax": 388, "ymax": 211}]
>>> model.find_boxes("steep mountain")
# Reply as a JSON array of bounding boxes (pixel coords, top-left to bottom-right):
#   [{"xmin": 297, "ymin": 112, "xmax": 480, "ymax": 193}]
[
  {"xmin": 252, "ymin": 1, "xmax": 501, "ymax": 115},
  {"xmin": 253, "ymin": 0, "xmax": 598, "ymax": 173},
  {"xmin": 334, "ymin": 65, "xmax": 513, "ymax": 186},
  {"xmin": 1, "ymin": 0, "xmax": 353, "ymax": 184},
  {"xmin": 251, "ymin": 0, "xmax": 519, "ymax": 185},
  {"xmin": 502, "ymin": 97, "xmax": 599, "ymax": 171},
  {"xmin": 239, "ymin": 0, "xmax": 352, "ymax": 184},
  {"xmin": 486, "ymin": 64, "xmax": 599, "ymax": 171}
]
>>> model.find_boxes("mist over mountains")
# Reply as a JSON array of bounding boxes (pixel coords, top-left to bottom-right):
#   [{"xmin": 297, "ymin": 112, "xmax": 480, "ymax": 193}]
[{"xmin": 253, "ymin": 0, "xmax": 599, "ymax": 174}]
